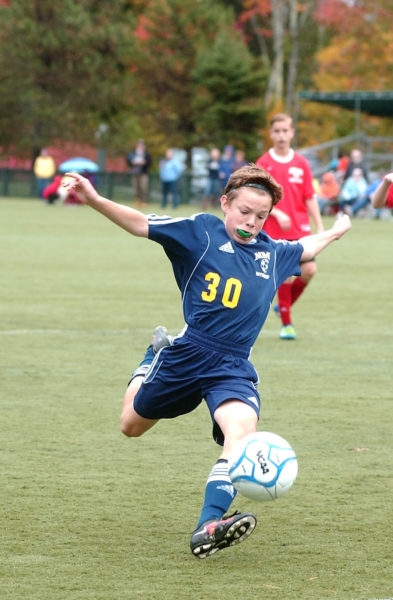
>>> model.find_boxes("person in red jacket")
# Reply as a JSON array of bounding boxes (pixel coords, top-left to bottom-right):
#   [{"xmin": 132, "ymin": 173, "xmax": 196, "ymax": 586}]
[{"xmin": 256, "ymin": 113, "xmax": 324, "ymax": 340}]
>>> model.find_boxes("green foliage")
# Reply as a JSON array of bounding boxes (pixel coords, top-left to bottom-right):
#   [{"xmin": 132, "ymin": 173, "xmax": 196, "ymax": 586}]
[
  {"xmin": 0, "ymin": 0, "xmax": 392, "ymax": 160},
  {"xmin": 0, "ymin": 0, "xmax": 137, "ymax": 156},
  {"xmin": 1, "ymin": 197, "xmax": 393, "ymax": 599},
  {"xmin": 192, "ymin": 29, "xmax": 267, "ymax": 153},
  {"xmin": 129, "ymin": 0, "xmax": 262, "ymax": 155}
]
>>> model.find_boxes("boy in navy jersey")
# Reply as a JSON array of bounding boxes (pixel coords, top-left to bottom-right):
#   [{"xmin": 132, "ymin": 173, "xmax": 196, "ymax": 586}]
[{"xmin": 64, "ymin": 166, "xmax": 351, "ymax": 558}]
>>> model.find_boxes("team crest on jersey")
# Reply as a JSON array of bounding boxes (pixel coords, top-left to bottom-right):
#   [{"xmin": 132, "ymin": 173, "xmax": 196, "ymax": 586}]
[
  {"xmin": 288, "ymin": 166, "xmax": 304, "ymax": 184},
  {"xmin": 254, "ymin": 250, "xmax": 271, "ymax": 279}
]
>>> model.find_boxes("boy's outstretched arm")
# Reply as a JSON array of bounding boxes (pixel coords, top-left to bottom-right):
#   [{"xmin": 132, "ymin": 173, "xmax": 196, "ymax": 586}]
[
  {"xmin": 63, "ymin": 172, "xmax": 149, "ymax": 237},
  {"xmin": 299, "ymin": 214, "xmax": 351, "ymax": 262},
  {"xmin": 371, "ymin": 172, "xmax": 393, "ymax": 209}
]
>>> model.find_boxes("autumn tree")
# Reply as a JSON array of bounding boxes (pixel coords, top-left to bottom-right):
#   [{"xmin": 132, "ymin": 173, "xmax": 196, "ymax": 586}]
[
  {"xmin": 314, "ymin": 0, "xmax": 393, "ymax": 92},
  {"xmin": 299, "ymin": 0, "xmax": 393, "ymax": 140},
  {"xmin": 235, "ymin": 0, "xmax": 320, "ymax": 113},
  {"xmin": 129, "ymin": 0, "xmax": 266, "ymax": 158}
]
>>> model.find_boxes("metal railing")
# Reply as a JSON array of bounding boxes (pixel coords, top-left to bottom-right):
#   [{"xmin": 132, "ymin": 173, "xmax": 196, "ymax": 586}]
[
  {"xmin": 0, "ymin": 169, "xmax": 206, "ymax": 205},
  {"xmin": 298, "ymin": 134, "xmax": 393, "ymax": 176}
]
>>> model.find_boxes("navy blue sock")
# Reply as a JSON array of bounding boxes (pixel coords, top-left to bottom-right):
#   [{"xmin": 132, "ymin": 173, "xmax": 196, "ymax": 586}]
[
  {"xmin": 130, "ymin": 345, "xmax": 155, "ymax": 380},
  {"xmin": 139, "ymin": 345, "xmax": 155, "ymax": 367},
  {"xmin": 196, "ymin": 459, "xmax": 237, "ymax": 528}
]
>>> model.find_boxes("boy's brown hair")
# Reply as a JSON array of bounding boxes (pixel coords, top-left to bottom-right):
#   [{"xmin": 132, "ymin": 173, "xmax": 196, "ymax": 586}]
[
  {"xmin": 270, "ymin": 112, "xmax": 293, "ymax": 128},
  {"xmin": 224, "ymin": 163, "xmax": 282, "ymax": 207}
]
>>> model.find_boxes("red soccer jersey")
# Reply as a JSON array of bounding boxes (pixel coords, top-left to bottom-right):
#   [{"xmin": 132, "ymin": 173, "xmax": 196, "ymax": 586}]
[
  {"xmin": 386, "ymin": 185, "xmax": 393, "ymax": 208},
  {"xmin": 256, "ymin": 149, "xmax": 315, "ymax": 240}
]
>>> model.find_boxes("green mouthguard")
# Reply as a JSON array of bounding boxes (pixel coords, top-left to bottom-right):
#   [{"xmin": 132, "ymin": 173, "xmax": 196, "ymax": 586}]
[{"xmin": 237, "ymin": 229, "xmax": 252, "ymax": 238}]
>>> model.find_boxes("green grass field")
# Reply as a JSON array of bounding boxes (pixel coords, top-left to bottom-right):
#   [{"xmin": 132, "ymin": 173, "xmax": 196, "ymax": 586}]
[{"xmin": 1, "ymin": 198, "xmax": 392, "ymax": 600}]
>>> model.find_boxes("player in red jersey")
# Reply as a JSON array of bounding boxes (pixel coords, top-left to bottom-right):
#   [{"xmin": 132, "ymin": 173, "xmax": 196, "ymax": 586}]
[
  {"xmin": 371, "ymin": 172, "xmax": 393, "ymax": 209},
  {"xmin": 256, "ymin": 113, "xmax": 324, "ymax": 340}
]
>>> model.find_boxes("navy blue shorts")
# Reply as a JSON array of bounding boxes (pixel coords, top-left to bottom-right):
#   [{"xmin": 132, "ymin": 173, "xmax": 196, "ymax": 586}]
[{"xmin": 133, "ymin": 326, "xmax": 260, "ymax": 446}]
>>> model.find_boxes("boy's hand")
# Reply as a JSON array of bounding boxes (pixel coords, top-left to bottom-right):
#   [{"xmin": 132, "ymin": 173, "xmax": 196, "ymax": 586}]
[
  {"xmin": 61, "ymin": 172, "xmax": 98, "ymax": 204},
  {"xmin": 272, "ymin": 208, "xmax": 291, "ymax": 231}
]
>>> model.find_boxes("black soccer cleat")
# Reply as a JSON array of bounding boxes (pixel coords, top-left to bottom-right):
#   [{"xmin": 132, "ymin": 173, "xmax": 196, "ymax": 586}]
[{"xmin": 190, "ymin": 511, "xmax": 257, "ymax": 558}]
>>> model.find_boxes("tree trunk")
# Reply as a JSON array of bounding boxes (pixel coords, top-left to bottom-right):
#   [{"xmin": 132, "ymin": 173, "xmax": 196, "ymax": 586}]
[
  {"xmin": 285, "ymin": 0, "xmax": 298, "ymax": 113},
  {"xmin": 265, "ymin": 0, "xmax": 286, "ymax": 109}
]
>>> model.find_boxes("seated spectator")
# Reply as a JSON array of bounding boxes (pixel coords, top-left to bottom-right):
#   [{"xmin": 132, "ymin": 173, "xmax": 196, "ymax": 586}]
[
  {"xmin": 42, "ymin": 175, "xmax": 83, "ymax": 205},
  {"xmin": 339, "ymin": 168, "xmax": 368, "ymax": 215},
  {"xmin": 42, "ymin": 175, "xmax": 64, "ymax": 204},
  {"xmin": 343, "ymin": 148, "xmax": 369, "ymax": 182},
  {"xmin": 351, "ymin": 171, "xmax": 384, "ymax": 217},
  {"xmin": 318, "ymin": 171, "xmax": 340, "ymax": 215}
]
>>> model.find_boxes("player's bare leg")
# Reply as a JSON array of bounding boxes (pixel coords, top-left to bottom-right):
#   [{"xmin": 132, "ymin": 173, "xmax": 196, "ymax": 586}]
[
  {"xmin": 299, "ymin": 259, "xmax": 317, "ymax": 285},
  {"xmin": 120, "ymin": 376, "xmax": 159, "ymax": 437},
  {"xmin": 214, "ymin": 400, "xmax": 258, "ymax": 460}
]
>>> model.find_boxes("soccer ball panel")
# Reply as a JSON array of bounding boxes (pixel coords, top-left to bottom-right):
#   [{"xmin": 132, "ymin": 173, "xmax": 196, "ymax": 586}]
[{"xmin": 228, "ymin": 431, "xmax": 298, "ymax": 502}]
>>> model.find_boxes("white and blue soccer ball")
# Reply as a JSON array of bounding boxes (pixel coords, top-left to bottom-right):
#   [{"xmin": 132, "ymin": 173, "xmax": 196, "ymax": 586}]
[{"xmin": 228, "ymin": 431, "xmax": 298, "ymax": 502}]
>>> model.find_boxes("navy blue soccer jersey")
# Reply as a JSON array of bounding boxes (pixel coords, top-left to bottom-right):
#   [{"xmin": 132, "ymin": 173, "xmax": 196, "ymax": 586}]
[{"xmin": 148, "ymin": 213, "xmax": 303, "ymax": 349}]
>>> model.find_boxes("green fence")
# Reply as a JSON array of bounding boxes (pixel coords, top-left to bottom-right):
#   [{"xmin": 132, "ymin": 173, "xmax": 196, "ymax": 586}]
[{"xmin": 0, "ymin": 168, "xmax": 206, "ymax": 205}]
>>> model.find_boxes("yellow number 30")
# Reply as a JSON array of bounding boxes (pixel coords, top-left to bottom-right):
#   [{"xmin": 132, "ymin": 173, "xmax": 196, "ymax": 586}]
[{"xmin": 201, "ymin": 272, "xmax": 242, "ymax": 309}]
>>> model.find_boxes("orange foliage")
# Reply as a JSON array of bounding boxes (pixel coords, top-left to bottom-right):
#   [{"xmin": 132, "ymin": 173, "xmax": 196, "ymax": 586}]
[
  {"xmin": 314, "ymin": 33, "xmax": 393, "ymax": 92},
  {"xmin": 237, "ymin": 0, "xmax": 272, "ymax": 37},
  {"xmin": 312, "ymin": 1, "xmax": 393, "ymax": 92}
]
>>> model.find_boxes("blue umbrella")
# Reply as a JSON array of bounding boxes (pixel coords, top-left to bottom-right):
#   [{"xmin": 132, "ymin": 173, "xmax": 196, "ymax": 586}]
[{"xmin": 59, "ymin": 157, "xmax": 100, "ymax": 173}]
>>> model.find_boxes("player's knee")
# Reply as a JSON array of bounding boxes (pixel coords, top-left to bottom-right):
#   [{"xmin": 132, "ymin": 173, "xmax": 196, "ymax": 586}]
[
  {"xmin": 120, "ymin": 409, "xmax": 144, "ymax": 437},
  {"xmin": 120, "ymin": 420, "xmax": 145, "ymax": 438},
  {"xmin": 302, "ymin": 261, "xmax": 317, "ymax": 280},
  {"xmin": 120, "ymin": 410, "xmax": 157, "ymax": 437},
  {"xmin": 224, "ymin": 422, "xmax": 255, "ymax": 449}
]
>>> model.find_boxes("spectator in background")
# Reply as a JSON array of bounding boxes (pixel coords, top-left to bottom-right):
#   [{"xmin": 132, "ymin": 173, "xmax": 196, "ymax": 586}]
[
  {"xmin": 324, "ymin": 150, "xmax": 350, "ymax": 185},
  {"xmin": 33, "ymin": 148, "xmax": 56, "ymax": 199},
  {"xmin": 231, "ymin": 149, "xmax": 248, "ymax": 173},
  {"xmin": 350, "ymin": 171, "xmax": 385, "ymax": 218},
  {"xmin": 159, "ymin": 148, "xmax": 183, "ymax": 209},
  {"xmin": 43, "ymin": 174, "xmax": 84, "ymax": 205},
  {"xmin": 43, "ymin": 175, "xmax": 64, "ymax": 204},
  {"xmin": 343, "ymin": 148, "xmax": 369, "ymax": 182},
  {"xmin": 219, "ymin": 145, "xmax": 234, "ymax": 189},
  {"xmin": 127, "ymin": 139, "xmax": 152, "ymax": 207},
  {"xmin": 318, "ymin": 171, "xmax": 340, "ymax": 215},
  {"xmin": 339, "ymin": 168, "xmax": 368, "ymax": 215},
  {"xmin": 336, "ymin": 150, "xmax": 350, "ymax": 183},
  {"xmin": 202, "ymin": 148, "xmax": 222, "ymax": 210},
  {"xmin": 82, "ymin": 169, "xmax": 97, "ymax": 189}
]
